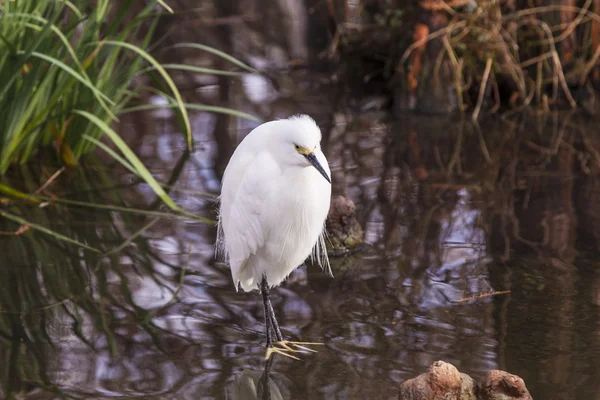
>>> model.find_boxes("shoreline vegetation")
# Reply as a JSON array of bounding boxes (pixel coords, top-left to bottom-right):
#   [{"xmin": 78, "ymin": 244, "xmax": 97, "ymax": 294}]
[
  {"xmin": 0, "ymin": 0, "xmax": 260, "ymax": 247},
  {"xmin": 330, "ymin": 0, "xmax": 600, "ymax": 117},
  {"xmin": 0, "ymin": 1, "xmax": 258, "ymax": 218}
]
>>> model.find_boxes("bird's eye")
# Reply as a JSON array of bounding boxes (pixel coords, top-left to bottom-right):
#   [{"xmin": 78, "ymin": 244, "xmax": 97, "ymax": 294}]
[{"xmin": 294, "ymin": 144, "xmax": 300, "ymax": 151}]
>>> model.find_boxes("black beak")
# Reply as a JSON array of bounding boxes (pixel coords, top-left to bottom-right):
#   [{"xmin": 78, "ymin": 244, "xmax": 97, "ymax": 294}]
[{"xmin": 304, "ymin": 152, "xmax": 331, "ymax": 183}]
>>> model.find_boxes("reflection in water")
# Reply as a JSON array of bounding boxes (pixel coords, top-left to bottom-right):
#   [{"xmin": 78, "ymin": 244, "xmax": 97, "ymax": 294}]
[
  {"xmin": 0, "ymin": 163, "xmax": 196, "ymax": 399},
  {"xmin": 4, "ymin": 107, "xmax": 600, "ymax": 399},
  {"xmin": 226, "ymin": 356, "xmax": 283, "ymax": 400}
]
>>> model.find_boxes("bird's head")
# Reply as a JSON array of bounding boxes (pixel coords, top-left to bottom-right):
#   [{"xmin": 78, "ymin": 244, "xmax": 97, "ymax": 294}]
[{"xmin": 275, "ymin": 114, "xmax": 331, "ymax": 183}]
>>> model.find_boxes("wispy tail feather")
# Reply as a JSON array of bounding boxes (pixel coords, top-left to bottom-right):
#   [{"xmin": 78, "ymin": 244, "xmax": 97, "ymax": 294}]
[
  {"xmin": 215, "ymin": 197, "xmax": 228, "ymax": 262},
  {"xmin": 310, "ymin": 224, "xmax": 333, "ymax": 278}
]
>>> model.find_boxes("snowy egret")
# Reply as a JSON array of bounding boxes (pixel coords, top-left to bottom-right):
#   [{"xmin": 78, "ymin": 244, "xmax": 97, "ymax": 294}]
[{"xmin": 217, "ymin": 114, "xmax": 332, "ymax": 360}]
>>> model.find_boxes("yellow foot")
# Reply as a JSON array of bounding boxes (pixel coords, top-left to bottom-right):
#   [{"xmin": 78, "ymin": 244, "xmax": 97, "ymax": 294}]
[{"xmin": 265, "ymin": 340, "xmax": 324, "ymax": 361}]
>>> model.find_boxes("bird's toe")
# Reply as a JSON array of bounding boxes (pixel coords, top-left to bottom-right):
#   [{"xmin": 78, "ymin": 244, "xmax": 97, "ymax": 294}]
[{"xmin": 264, "ymin": 340, "xmax": 324, "ymax": 360}]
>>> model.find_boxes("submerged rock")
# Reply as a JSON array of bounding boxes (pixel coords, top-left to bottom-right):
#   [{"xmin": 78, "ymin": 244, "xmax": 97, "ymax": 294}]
[
  {"xmin": 325, "ymin": 195, "xmax": 364, "ymax": 255},
  {"xmin": 398, "ymin": 360, "xmax": 462, "ymax": 400},
  {"xmin": 398, "ymin": 362, "xmax": 532, "ymax": 400},
  {"xmin": 479, "ymin": 370, "xmax": 532, "ymax": 400},
  {"xmin": 460, "ymin": 373, "xmax": 477, "ymax": 400}
]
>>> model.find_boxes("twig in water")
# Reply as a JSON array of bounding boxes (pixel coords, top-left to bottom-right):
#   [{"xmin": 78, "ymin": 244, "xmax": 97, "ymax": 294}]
[
  {"xmin": 453, "ymin": 290, "xmax": 511, "ymax": 303},
  {"xmin": 473, "ymin": 122, "xmax": 493, "ymax": 164},
  {"xmin": 35, "ymin": 167, "xmax": 66, "ymax": 195}
]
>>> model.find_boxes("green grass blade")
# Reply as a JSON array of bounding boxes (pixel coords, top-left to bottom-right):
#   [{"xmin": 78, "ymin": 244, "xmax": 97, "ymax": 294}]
[
  {"xmin": 0, "ymin": 210, "xmax": 101, "ymax": 253},
  {"xmin": 102, "ymin": 40, "xmax": 192, "ymax": 149},
  {"xmin": 25, "ymin": 51, "xmax": 114, "ymax": 105},
  {"xmin": 0, "ymin": 10, "xmax": 58, "ymax": 103},
  {"xmin": 139, "ymin": 63, "xmax": 243, "ymax": 76},
  {"xmin": 61, "ymin": 0, "xmax": 84, "ymax": 18},
  {"xmin": 0, "ymin": 183, "xmax": 41, "ymax": 203},
  {"xmin": 171, "ymin": 43, "xmax": 258, "ymax": 73},
  {"xmin": 13, "ymin": 14, "xmax": 117, "ymax": 121},
  {"xmin": 74, "ymin": 110, "xmax": 183, "ymax": 212},
  {"xmin": 82, "ymin": 135, "xmax": 138, "ymax": 176},
  {"xmin": 37, "ymin": 196, "xmax": 212, "ymax": 222},
  {"xmin": 119, "ymin": 102, "xmax": 262, "ymax": 122},
  {"xmin": 103, "ymin": 217, "xmax": 160, "ymax": 256}
]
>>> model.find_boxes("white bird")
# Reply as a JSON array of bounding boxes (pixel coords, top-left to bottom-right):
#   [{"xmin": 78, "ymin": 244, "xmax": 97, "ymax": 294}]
[{"xmin": 216, "ymin": 114, "xmax": 332, "ymax": 359}]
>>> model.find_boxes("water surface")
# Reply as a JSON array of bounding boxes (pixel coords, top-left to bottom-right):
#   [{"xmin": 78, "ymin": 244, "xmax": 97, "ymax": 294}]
[{"xmin": 2, "ymin": 94, "xmax": 600, "ymax": 400}]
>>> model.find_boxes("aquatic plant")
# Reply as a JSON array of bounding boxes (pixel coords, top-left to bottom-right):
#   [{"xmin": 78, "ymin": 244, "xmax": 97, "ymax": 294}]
[{"xmin": 0, "ymin": 0, "xmax": 257, "ymax": 211}]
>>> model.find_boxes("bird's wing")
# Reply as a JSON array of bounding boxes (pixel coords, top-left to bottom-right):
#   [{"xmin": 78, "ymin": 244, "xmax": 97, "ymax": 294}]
[{"xmin": 219, "ymin": 151, "xmax": 278, "ymax": 284}]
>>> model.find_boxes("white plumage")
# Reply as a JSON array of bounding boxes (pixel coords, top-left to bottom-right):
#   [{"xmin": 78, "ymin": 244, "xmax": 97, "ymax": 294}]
[{"xmin": 216, "ymin": 115, "xmax": 332, "ymax": 292}]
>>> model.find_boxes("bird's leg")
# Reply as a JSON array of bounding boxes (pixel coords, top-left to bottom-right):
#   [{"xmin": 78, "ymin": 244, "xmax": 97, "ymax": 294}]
[
  {"xmin": 260, "ymin": 276, "xmax": 324, "ymax": 361},
  {"xmin": 260, "ymin": 278, "xmax": 274, "ymax": 348},
  {"xmin": 260, "ymin": 276, "xmax": 283, "ymax": 344},
  {"xmin": 262, "ymin": 279, "xmax": 283, "ymax": 342}
]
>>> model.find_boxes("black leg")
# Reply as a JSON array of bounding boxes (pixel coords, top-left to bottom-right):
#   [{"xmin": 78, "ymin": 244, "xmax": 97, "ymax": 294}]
[
  {"xmin": 260, "ymin": 276, "xmax": 283, "ymax": 343},
  {"xmin": 260, "ymin": 278, "xmax": 273, "ymax": 348},
  {"xmin": 266, "ymin": 293, "xmax": 283, "ymax": 341}
]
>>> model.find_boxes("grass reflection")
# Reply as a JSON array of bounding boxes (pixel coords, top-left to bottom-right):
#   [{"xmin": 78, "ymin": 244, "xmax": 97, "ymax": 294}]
[{"xmin": 0, "ymin": 160, "xmax": 191, "ymax": 399}]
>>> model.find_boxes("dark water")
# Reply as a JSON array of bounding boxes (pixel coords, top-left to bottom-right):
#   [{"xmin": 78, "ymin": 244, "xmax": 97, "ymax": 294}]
[
  {"xmin": 3, "ymin": 90, "xmax": 600, "ymax": 400},
  {"xmin": 3, "ymin": 9, "xmax": 600, "ymax": 399}
]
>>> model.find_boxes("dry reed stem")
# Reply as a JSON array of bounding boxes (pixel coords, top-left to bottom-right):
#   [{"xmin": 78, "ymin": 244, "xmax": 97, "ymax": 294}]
[
  {"xmin": 396, "ymin": 0, "xmax": 599, "ymax": 112},
  {"xmin": 442, "ymin": 35, "xmax": 459, "ymax": 67},
  {"xmin": 490, "ymin": 79, "xmax": 500, "ymax": 113},
  {"xmin": 519, "ymin": 52, "xmax": 553, "ymax": 68},
  {"xmin": 452, "ymin": 290, "xmax": 511, "ymax": 303},
  {"xmin": 442, "ymin": 35, "xmax": 465, "ymax": 111},
  {"xmin": 580, "ymin": 43, "xmax": 600, "ymax": 85},
  {"xmin": 432, "ymin": 43, "xmax": 448, "ymax": 85},
  {"xmin": 451, "ymin": 24, "xmax": 472, "ymax": 42},
  {"xmin": 547, "ymin": 16, "xmax": 594, "ymax": 35},
  {"xmin": 400, "ymin": 21, "xmax": 467, "ymax": 65},
  {"xmin": 522, "ymin": 18, "xmax": 577, "ymax": 108},
  {"xmin": 556, "ymin": 0, "xmax": 592, "ymax": 42},
  {"xmin": 472, "ymin": 57, "xmax": 493, "ymax": 120},
  {"xmin": 536, "ymin": 59, "xmax": 543, "ymax": 104},
  {"xmin": 34, "ymin": 167, "xmax": 66, "ymax": 195},
  {"xmin": 552, "ymin": 52, "xmax": 576, "ymax": 108},
  {"xmin": 525, "ymin": 79, "xmax": 536, "ymax": 107},
  {"xmin": 461, "ymin": 22, "xmax": 527, "ymax": 95},
  {"xmin": 510, "ymin": 4, "xmax": 600, "ymax": 26},
  {"xmin": 420, "ymin": 0, "xmax": 470, "ymax": 11}
]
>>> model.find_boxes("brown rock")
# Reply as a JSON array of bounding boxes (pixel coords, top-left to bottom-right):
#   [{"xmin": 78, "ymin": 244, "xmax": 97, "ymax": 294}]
[
  {"xmin": 325, "ymin": 196, "xmax": 364, "ymax": 253},
  {"xmin": 429, "ymin": 361, "xmax": 462, "ymax": 397},
  {"xmin": 398, "ymin": 361, "xmax": 462, "ymax": 400},
  {"xmin": 479, "ymin": 370, "xmax": 532, "ymax": 400},
  {"xmin": 398, "ymin": 373, "xmax": 430, "ymax": 400},
  {"xmin": 460, "ymin": 373, "xmax": 477, "ymax": 400}
]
